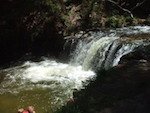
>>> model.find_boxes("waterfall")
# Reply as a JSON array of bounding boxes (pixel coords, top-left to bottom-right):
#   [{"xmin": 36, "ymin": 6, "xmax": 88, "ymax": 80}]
[
  {"xmin": 71, "ymin": 26, "xmax": 150, "ymax": 71},
  {"xmin": 0, "ymin": 26, "xmax": 150, "ymax": 113},
  {"xmin": 82, "ymin": 36, "xmax": 119, "ymax": 70}
]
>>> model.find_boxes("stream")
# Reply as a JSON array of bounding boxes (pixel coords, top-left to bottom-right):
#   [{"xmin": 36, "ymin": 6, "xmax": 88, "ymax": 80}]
[{"xmin": 0, "ymin": 26, "xmax": 150, "ymax": 113}]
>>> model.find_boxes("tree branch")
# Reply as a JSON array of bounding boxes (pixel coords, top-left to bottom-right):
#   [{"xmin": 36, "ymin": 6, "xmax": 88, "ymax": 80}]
[
  {"xmin": 106, "ymin": 0, "xmax": 134, "ymax": 18},
  {"xmin": 131, "ymin": 0, "xmax": 147, "ymax": 11}
]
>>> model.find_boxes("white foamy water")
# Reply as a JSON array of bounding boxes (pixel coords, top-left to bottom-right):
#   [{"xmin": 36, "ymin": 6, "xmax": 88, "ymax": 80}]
[
  {"xmin": 107, "ymin": 26, "xmax": 150, "ymax": 36},
  {"xmin": 82, "ymin": 36, "xmax": 119, "ymax": 70},
  {"xmin": 21, "ymin": 60, "xmax": 95, "ymax": 87},
  {"xmin": 0, "ymin": 60, "xmax": 95, "ymax": 94},
  {"xmin": 0, "ymin": 59, "xmax": 95, "ymax": 110}
]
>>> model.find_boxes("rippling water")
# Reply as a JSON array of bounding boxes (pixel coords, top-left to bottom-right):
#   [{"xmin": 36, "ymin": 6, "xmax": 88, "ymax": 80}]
[{"xmin": 0, "ymin": 60, "xmax": 95, "ymax": 113}]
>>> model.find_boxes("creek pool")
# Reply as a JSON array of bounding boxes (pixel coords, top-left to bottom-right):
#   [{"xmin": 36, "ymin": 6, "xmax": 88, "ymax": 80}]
[{"xmin": 0, "ymin": 60, "xmax": 95, "ymax": 113}]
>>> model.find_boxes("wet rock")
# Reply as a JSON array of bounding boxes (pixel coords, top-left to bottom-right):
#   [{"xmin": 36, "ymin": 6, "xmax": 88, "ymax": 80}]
[{"xmin": 120, "ymin": 44, "xmax": 150, "ymax": 64}]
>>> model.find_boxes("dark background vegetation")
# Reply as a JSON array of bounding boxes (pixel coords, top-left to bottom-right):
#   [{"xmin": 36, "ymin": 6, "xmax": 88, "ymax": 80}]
[{"xmin": 0, "ymin": 0, "xmax": 150, "ymax": 65}]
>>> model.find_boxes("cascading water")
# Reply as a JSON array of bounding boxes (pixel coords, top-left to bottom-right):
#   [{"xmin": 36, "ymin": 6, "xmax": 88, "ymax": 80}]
[
  {"xmin": 71, "ymin": 26, "xmax": 150, "ymax": 71},
  {"xmin": 0, "ymin": 26, "xmax": 150, "ymax": 113}
]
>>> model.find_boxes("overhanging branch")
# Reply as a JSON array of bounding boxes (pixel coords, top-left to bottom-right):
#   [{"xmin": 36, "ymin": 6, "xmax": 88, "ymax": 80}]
[
  {"xmin": 106, "ymin": 0, "xmax": 134, "ymax": 18},
  {"xmin": 131, "ymin": 0, "xmax": 147, "ymax": 11}
]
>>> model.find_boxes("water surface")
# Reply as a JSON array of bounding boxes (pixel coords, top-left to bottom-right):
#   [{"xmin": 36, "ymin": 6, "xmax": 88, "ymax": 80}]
[{"xmin": 0, "ymin": 60, "xmax": 95, "ymax": 113}]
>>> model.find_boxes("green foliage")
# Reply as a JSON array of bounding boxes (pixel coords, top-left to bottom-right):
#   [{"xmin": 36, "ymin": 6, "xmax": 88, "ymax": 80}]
[
  {"xmin": 44, "ymin": 0, "xmax": 61, "ymax": 13},
  {"xmin": 106, "ymin": 15, "xmax": 121, "ymax": 27},
  {"xmin": 106, "ymin": 15, "xmax": 135, "ymax": 28}
]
